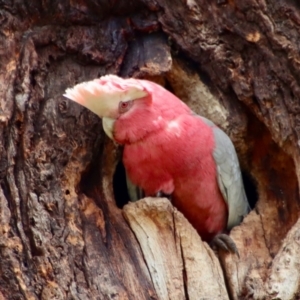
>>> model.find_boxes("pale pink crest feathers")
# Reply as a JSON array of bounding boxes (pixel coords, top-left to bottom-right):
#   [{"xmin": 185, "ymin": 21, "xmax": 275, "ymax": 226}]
[{"xmin": 64, "ymin": 75, "xmax": 148, "ymax": 118}]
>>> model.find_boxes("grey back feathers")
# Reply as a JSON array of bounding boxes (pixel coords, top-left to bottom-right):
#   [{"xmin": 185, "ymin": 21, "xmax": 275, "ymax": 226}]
[{"xmin": 200, "ymin": 116, "xmax": 250, "ymax": 230}]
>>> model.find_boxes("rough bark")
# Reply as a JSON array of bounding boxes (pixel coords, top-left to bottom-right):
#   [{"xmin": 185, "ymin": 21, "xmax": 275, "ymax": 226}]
[
  {"xmin": 123, "ymin": 198, "xmax": 229, "ymax": 300},
  {"xmin": 1, "ymin": 0, "xmax": 300, "ymax": 299}
]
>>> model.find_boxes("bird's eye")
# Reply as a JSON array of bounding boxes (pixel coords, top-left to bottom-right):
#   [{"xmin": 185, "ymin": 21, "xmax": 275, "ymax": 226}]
[{"xmin": 119, "ymin": 100, "xmax": 133, "ymax": 113}]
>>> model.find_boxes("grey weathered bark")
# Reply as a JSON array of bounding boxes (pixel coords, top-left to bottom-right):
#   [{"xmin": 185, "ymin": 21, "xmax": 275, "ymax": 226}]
[{"xmin": 1, "ymin": 0, "xmax": 300, "ymax": 299}]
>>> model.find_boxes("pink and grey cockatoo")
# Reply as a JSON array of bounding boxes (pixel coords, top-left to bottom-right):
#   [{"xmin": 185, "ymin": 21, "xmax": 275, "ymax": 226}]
[{"xmin": 64, "ymin": 75, "xmax": 250, "ymax": 253}]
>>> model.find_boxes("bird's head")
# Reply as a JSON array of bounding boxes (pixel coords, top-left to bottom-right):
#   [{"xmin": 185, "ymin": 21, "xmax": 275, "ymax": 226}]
[{"xmin": 64, "ymin": 75, "xmax": 190, "ymax": 143}]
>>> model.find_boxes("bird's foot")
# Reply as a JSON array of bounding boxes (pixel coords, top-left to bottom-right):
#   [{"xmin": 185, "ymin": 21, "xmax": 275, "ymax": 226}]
[
  {"xmin": 155, "ymin": 191, "xmax": 172, "ymax": 200},
  {"xmin": 210, "ymin": 233, "xmax": 239, "ymax": 258}
]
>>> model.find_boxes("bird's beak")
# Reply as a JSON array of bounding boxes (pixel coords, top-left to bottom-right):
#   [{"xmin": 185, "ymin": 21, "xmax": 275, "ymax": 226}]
[
  {"xmin": 63, "ymin": 75, "xmax": 148, "ymax": 140},
  {"xmin": 102, "ymin": 117, "xmax": 116, "ymax": 140}
]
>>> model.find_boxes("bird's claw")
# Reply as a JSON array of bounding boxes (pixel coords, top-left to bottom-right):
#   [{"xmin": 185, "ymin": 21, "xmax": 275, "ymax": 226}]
[
  {"xmin": 155, "ymin": 191, "xmax": 163, "ymax": 197},
  {"xmin": 154, "ymin": 191, "xmax": 172, "ymax": 199},
  {"xmin": 210, "ymin": 233, "xmax": 240, "ymax": 258}
]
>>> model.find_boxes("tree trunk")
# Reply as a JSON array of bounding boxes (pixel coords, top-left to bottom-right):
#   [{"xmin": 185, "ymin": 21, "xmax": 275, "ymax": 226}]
[{"xmin": 1, "ymin": 0, "xmax": 300, "ymax": 299}]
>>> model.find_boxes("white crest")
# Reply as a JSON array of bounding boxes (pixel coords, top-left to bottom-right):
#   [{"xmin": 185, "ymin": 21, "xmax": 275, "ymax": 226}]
[{"xmin": 64, "ymin": 75, "xmax": 148, "ymax": 118}]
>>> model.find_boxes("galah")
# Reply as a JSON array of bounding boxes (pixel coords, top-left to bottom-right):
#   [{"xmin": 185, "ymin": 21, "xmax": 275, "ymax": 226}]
[{"xmin": 64, "ymin": 75, "xmax": 250, "ymax": 253}]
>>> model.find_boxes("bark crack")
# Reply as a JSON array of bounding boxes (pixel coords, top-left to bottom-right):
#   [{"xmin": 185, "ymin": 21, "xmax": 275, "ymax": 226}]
[
  {"xmin": 7, "ymin": 168, "xmax": 32, "ymax": 259},
  {"xmin": 216, "ymin": 253, "xmax": 234, "ymax": 300},
  {"xmin": 122, "ymin": 212, "xmax": 157, "ymax": 295},
  {"xmin": 205, "ymin": 245, "xmax": 232, "ymax": 300},
  {"xmin": 259, "ymin": 212, "xmax": 272, "ymax": 257},
  {"xmin": 172, "ymin": 210, "xmax": 189, "ymax": 300}
]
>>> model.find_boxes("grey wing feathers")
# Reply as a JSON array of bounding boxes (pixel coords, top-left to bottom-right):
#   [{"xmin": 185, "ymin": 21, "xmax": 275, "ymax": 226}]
[{"xmin": 200, "ymin": 116, "xmax": 250, "ymax": 230}]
